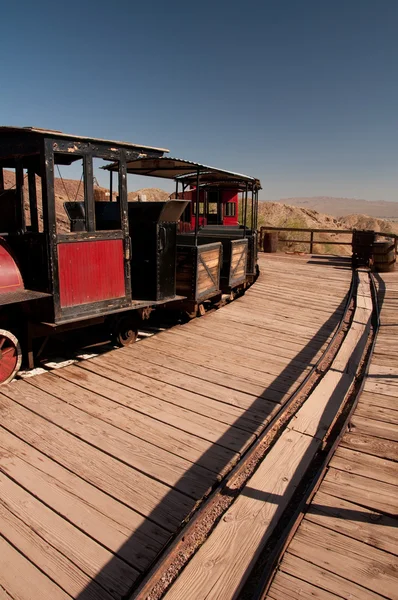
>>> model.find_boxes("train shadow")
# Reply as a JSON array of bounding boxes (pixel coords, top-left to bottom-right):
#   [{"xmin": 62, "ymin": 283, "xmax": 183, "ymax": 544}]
[{"xmin": 76, "ymin": 295, "xmax": 348, "ymax": 600}]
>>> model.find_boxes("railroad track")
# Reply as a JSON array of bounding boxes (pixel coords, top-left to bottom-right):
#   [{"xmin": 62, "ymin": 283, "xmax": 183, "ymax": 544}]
[
  {"xmin": 0, "ymin": 254, "xmax": 355, "ymax": 600},
  {"xmin": 133, "ymin": 267, "xmax": 374, "ymax": 600}
]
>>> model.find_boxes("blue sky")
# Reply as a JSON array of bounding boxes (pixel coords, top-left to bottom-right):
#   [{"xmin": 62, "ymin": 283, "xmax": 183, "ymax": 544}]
[{"xmin": 1, "ymin": 0, "xmax": 397, "ymax": 200}]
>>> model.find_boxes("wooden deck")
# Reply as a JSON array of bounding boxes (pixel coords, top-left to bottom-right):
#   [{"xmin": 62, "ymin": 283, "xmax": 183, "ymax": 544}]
[
  {"xmin": 266, "ymin": 267, "xmax": 398, "ymax": 600},
  {"xmin": 0, "ymin": 254, "xmax": 351, "ymax": 600}
]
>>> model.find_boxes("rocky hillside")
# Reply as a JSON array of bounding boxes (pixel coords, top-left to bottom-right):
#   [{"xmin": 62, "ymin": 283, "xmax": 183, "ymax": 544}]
[
  {"xmin": 258, "ymin": 201, "xmax": 398, "ymax": 255},
  {"xmin": 272, "ymin": 196, "xmax": 398, "ymax": 219}
]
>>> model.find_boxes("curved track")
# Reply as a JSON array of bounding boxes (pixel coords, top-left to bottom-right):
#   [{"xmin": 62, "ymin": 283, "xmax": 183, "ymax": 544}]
[
  {"xmin": 263, "ymin": 268, "xmax": 398, "ymax": 600},
  {"xmin": 0, "ymin": 253, "xmax": 352, "ymax": 600}
]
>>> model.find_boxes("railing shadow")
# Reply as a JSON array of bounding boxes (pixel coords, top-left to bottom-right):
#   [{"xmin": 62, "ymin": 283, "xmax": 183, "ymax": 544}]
[
  {"xmin": 307, "ymin": 255, "xmax": 352, "ymax": 269},
  {"xmin": 75, "ymin": 293, "xmax": 348, "ymax": 600}
]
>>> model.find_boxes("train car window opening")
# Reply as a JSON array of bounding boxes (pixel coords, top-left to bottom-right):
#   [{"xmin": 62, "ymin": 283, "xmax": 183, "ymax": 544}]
[
  {"xmin": 208, "ymin": 201, "xmax": 218, "ymax": 214},
  {"xmin": 54, "ymin": 155, "xmax": 85, "ymax": 233},
  {"xmin": 92, "ymin": 157, "xmax": 121, "ymax": 231},
  {"xmin": 0, "ymin": 167, "xmax": 19, "ymax": 234},
  {"xmin": 22, "ymin": 169, "xmax": 31, "ymax": 229},
  {"xmin": 225, "ymin": 202, "xmax": 236, "ymax": 217}
]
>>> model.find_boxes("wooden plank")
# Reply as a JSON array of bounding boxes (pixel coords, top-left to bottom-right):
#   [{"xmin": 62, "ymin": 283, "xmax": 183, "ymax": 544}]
[
  {"xmin": 340, "ymin": 432, "xmax": 398, "ymax": 461},
  {"xmin": 74, "ymin": 362, "xmax": 256, "ymax": 453},
  {"xmin": 330, "ymin": 446, "xmax": 398, "ymax": 486},
  {"xmin": 177, "ymin": 319, "xmax": 323, "ymax": 362},
  {"xmin": 46, "ymin": 368, "xmax": 234, "ymax": 473},
  {"xmin": 0, "ymin": 500, "xmax": 113, "ymax": 599},
  {"xmin": 166, "ymin": 326, "xmax": 318, "ymax": 369},
  {"xmin": 368, "ymin": 364, "xmax": 398, "ymax": 380},
  {"xmin": 287, "ymin": 520, "xmax": 398, "ymax": 598},
  {"xmin": 291, "ymin": 371, "xmax": 351, "ymax": 439},
  {"xmin": 141, "ymin": 337, "xmax": 305, "ymax": 393},
  {"xmin": 359, "ymin": 390, "xmax": 398, "ymax": 412},
  {"xmin": 351, "ymin": 414, "xmax": 398, "ymax": 442},
  {"xmin": 94, "ymin": 352, "xmax": 272, "ymax": 431},
  {"xmin": 268, "ymin": 570, "xmax": 341, "ymax": 600},
  {"xmin": 213, "ymin": 306, "xmax": 334, "ymax": 342},
  {"xmin": 0, "ymin": 428, "xmax": 167, "ymax": 570},
  {"xmin": 194, "ymin": 315, "xmax": 334, "ymax": 356},
  {"xmin": 364, "ymin": 378, "xmax": 398, "ymax": 398},
  {"xmin": 306, "ymin": 490, "xmax": 398, "ymax": 555},
  {"xmin": 0, "ymin": 474, "xmax": 138, "ymax": 598},
  {"xmin": 371, "ymin": 353, "xmax": 398, "ymax": 369},
  {"xmin": 331, "ymin": 313, "xmax": 370, "ymax": 375},
  {"xmin": 356, "ymin": 402, "xmax": 398, "ymax": 425},
  {"xmin": 4, "ymin": 377, "xmax": 213, "ymax": 499},
  {"xmin": 164, "ymin": 430, "xmax": 319, "ymax": 600},
  {"xmin": 278, "ymin": 553, "xmax": 386, "ymax": 600},
  {"xmin": 322, "ymin": 467, "xmax": 398, "ymax": 516},
  {"xmin": 121, "ymin": 344, "xmax": 289, "ymax": 404},
  {"xmin": 101, "ymin": 346, "xmax": 280, "ymax": 416},
  {"xmin": 0, "ymin": 394, "xmax": 193, "ymax": 530},
  {"xmin": 157, "ymin": 328, "xmax": 309, "ymax": 376},
  {"xmin": 0, "ymin": 536, "xmax": 71, "ymax": 600}
]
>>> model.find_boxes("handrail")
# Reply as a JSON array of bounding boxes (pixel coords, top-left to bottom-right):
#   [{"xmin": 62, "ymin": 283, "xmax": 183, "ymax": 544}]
[{"xmin": 258, "ymin": 226, "xmax": 397, "ymax": 255}]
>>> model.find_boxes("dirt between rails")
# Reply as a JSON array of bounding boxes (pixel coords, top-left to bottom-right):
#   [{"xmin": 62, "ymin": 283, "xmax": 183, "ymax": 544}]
[{"xmin": 132, "ymin": 296, "xmax": 356, "ymax": 600}]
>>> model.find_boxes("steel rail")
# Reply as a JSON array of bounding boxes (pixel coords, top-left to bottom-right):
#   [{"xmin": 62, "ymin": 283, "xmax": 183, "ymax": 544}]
[
  {"xmin": 250, "ymin": 269, "xmax": 379, "ymax": 600},
  {"xmin": 129, "ymin": 268, "xmax": 356, "ymax": 600}
]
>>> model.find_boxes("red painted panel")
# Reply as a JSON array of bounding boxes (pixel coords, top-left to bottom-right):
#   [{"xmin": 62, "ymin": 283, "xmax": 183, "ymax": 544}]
[
  {"xmin": 58, "ymin": 239, "xmax": 125, "ymax": 308},
  {"xmin": 0, "ymin": 238, "xmax": 24, "ymax": 294}
]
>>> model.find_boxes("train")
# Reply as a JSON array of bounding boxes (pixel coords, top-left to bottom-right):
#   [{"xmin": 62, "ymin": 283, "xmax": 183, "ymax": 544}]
[{"xmin": 0, "ymin": 127, "xmax": 260, "ymax": 383}]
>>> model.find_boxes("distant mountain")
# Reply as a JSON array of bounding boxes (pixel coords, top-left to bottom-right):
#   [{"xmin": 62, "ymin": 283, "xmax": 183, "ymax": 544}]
[{"xmin": 268, "ymin": 197, "xmax": 398, "ymax": 219}]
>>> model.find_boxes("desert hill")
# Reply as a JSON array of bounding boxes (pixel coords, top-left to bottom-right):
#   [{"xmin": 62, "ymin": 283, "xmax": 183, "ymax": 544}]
[
  {"xmin": 258, "ymin": 201, "xmax": 398, "ymax": 255},
  {"xmin": 271, "ymin": 196, "xmax": 398, "ymax": 219}
]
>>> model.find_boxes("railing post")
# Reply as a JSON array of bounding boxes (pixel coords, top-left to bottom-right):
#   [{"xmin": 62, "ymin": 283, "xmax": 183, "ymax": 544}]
[{"xmin": 310, "ymin": 231, "xmax": 314, "ymax": 254}]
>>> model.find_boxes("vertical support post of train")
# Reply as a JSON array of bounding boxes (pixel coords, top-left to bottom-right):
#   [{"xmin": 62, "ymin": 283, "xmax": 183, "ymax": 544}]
[
  {"xmin": 109, "ymin": 169, "xmax": 113, "ymax": 202},
  {"xmin": 255, "ymin": 189, "xmax": 259, "ymax": 231},
  {"xmin": 250, "ymin": 183, "xmax": 255, "ymax": 230},
  {"xmin": 194, "ymin": 168, "xmax": 200, "ymax": 243},
  {"xmin": 243, "ymin": 182, "xmax": 248, "ymax": 237},
  {"xmin": 175, "ymin": 179, "xmax": 179, "ymax": 200},
  {"xmin": 28, "ymin": 168, "xmax": 39, "ymax": 232},
  {"xmin": 0, "ymin": 167, "xmax": 4, "ymax": 191},
  {"xmin": 15, "ymin": 158, "xmax": 26, "ymax": 233},
  {"xmin": 310, "ymin": 230, "xmax": 314, "ymax": 254},
  {"xmin": 83, "ymin": 154, "xmax": 95, "ymax": 232}
]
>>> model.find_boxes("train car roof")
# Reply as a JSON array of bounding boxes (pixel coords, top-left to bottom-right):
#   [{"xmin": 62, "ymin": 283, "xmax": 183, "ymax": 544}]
[
  {"xmin": 106, "ymin": 156, "xmax": 262, "ymax": 189},
  {"xmin": 0, "ymin": 126, "xmax": 169, "ymax": 154}
]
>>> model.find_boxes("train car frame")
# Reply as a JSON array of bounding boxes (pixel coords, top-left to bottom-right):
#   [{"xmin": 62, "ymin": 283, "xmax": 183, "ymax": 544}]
[
  {"xmin": 0, "ymin": 127, "xmax": 187, "ymax": 382},
  {"xmin": 105, "ymin": 157, "xmax": 261, "ymax": 314}
]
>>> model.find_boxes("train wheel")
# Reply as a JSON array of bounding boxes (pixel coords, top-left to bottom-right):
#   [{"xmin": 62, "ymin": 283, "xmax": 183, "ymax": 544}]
[
  {"xmin": 112, "ymin": 316, "xmax": 138, "ymax": 347},
  {"xmin": 0, "ymin": 329, "xmax": 22, "ymax": 385}
]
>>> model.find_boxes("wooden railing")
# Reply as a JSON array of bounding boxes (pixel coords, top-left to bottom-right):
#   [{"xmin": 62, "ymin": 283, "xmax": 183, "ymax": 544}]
[{"xmin": 258, "ymin": 226, "xmax": 398, "ymax": 255}]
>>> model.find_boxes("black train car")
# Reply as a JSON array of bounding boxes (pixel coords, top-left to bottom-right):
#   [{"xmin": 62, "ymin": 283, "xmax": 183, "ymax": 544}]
[{"xmin": 0, "ymin": 126, "xmax": 186, "ymax": 383}]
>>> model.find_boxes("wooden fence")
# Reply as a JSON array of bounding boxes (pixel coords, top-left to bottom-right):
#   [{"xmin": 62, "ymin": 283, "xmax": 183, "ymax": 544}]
[{"xmin": 258, "ymin": 226, "xmax": 398, "ymax": 255}]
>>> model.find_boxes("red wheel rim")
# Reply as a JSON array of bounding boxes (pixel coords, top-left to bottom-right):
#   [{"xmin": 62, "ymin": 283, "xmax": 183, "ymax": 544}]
[{"xmin": 0, "ymin": 331, "xmax": 21, "ymax": 384}]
